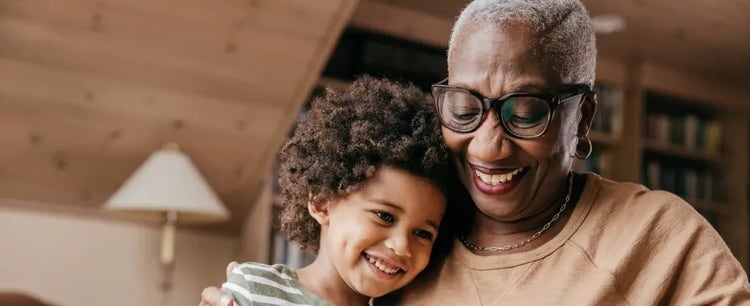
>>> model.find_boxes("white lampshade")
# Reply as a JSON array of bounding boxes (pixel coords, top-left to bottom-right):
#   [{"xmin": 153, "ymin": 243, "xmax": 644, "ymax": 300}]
[{"xmin": 104, "ymin": 143, "xmax": 230, "ymax": 224}]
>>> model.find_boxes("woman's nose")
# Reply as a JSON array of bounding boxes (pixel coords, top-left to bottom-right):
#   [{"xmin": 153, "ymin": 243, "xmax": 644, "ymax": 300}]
[{"xmin": 467, "ymin": 111, "xmax": 513, "ymax": 161}]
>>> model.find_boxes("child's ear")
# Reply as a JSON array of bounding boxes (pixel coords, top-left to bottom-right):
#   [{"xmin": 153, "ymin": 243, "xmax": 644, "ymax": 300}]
[{"xmin": 308, "ymin": 201, "xmax": 330, "ymax": 225}]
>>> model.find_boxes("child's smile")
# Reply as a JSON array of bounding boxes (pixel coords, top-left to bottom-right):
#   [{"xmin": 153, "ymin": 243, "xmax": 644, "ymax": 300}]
[
  {"xmin": 364, "ymin": 252, "xmax": 405, "ymax": 276},
  {"xmin": 312, "ymin": 166, "xmax": 446, "ymax": 299}
]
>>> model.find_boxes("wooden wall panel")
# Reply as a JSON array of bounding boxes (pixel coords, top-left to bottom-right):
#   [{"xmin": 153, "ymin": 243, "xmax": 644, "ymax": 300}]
[{"xmin": 0, "ymin": 0, "xmax": 359, "ymax": 233}]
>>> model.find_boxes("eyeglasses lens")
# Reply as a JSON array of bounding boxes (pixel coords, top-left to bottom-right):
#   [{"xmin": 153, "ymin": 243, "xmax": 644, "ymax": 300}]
[{"xmin": 437, "ymin": 89, "xmax": 551, "ymax": 137}]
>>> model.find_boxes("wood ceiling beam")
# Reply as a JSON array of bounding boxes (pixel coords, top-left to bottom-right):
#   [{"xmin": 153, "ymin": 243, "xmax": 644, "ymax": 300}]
[
  {"xmin": 350, "ymin": 0, "xmax": 452, "ymax": 48},
  {"xmin": 238, "ymin": 0, "xmax": 360, "ymax": 261}
]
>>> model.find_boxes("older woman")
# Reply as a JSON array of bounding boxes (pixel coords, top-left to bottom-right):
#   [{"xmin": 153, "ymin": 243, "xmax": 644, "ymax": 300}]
[
  {"xmin": 202, "ymin": 0, "xmax": 750, "ymax": 305},
  {"xmin": 385, "ymin": 0, "xmax": 750, "ymax": 305}
]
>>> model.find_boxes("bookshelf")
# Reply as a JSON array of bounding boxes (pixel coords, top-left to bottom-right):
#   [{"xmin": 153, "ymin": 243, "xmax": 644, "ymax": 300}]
[
  {"xmin": 592, "ymin": 62, "xmax": 749, "ymax": 269},
  {"xmin": 257, "ymin": 29, "xmax": 749, "ymax": 270},
  {"xmin": 573, "ymin": 82, "xmax": 624, "ymax": 178},
  {"xmin": 642, "ymin": 91, "xmax": 732, "ymax": 224},
  {"xmin": 643, "ymin": 140, "xmax": 722, "ymax": 163},
  {"xmin": 588, "ymin": 131, "xmax": 620, "ymax": 146}
]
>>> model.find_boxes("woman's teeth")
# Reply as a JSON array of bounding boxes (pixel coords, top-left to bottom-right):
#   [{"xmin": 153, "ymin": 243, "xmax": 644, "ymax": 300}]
[
  {"xmin": 366, "ymin": 254, "xmax": 401, "ymax": 274},
  {"xmin": 475, "ymin": 168, "xmax": 523, "ymax": 185}
]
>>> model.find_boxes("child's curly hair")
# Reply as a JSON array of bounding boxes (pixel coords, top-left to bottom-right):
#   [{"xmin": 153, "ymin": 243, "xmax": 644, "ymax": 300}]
[{"xmin": 278, "ymin": 76, "xmax": 452, "ymax": 252}]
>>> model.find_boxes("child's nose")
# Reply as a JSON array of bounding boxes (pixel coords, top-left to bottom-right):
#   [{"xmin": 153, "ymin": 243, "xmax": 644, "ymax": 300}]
[{"xmin": 385, "ymin": 233, "xmax": 411, "ymax": 258}]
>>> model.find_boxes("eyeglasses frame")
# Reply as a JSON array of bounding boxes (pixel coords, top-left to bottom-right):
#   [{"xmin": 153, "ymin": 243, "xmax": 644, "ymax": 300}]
[{"xmin": 431, "ymin": 78, "xmax": 593, "ymax": 139}]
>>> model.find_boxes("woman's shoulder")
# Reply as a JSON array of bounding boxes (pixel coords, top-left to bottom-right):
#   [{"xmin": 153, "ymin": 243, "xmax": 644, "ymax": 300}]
[
  {"xmin": 574, "ymin": 173, "xmax": 722, "ymax": 259},
  {"xmin": 577, "ymin": 173, "xmax": 710, "ymax": 246},
  {"xmin": 574, "ymin": 174, "xmax": 748, "ymax": 304},
  {"xmin": 586, "ymin": 173, "xmax": 691, "ymax": 217}
]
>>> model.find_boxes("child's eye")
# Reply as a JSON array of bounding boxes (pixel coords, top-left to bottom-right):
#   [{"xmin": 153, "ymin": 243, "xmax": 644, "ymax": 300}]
[
  {"xmin": 414, "ymin": 229, "xmax": 434, "ymax": 241},
  {"xmin": 373, "ymin": 211, "xmax": 395, "ymax": 223}
]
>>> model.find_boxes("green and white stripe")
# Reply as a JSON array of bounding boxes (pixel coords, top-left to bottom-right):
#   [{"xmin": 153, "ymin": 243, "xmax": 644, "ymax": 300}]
[{"xmin": 221, "ymin": 263, "xmax": 330, "ymax": 306}]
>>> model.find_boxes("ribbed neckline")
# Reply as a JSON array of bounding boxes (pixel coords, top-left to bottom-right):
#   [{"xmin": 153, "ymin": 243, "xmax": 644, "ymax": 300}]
[{"xmin": 453, "ymin": 172, "xmax": 600, "ymax": 270}]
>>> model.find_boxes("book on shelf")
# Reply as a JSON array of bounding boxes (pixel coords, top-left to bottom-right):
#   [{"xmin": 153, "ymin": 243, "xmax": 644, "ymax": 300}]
[
  {"xmin": 684, "ymin": 168, "xmax": 698, "ymax": 200},
  {"xmin": 646, "ymin": 113, "xmax": 671, "ymax": 145},
  {"xmin": 695, "ymin": 119, "xmax": 706, "ymax": 151},
  {"xmin": 591, "ymin": 84, "xmax": 623, "ymax": 138},
  {"xmin": 645, "ymin": 90, "xmax": 723, "ymax": 155},
  {"xmin": 322, "ymin": 28, "xmax": 447, "ymax": 91},
  {"xmin": 661, "ymin": 166, "xmax": 676, "ymax": 194},
  {"xmin": 645, "ymin": 113, "xmax": 723, "ymax": 156},
  {"xmin": 705, "ymin": 121, "xmax": 723, "ymax": 155},
  {"xmin": 645, "ymin": 160, "xmax": 661, "ymax": 190},
  {"xmin": 642, "ymin": 159, "xmax": 726, "ymax": 204},
  {"xmin": 669, "ymin": 116, "xmax": 686, "ymax": 149},
  {"xmin": 683, "ymin": 115, "xmax": 698, "ymax": 151}
]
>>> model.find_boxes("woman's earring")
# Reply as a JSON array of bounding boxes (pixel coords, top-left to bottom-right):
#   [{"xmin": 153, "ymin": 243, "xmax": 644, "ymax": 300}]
[{"xmin": 575, "ymin": 135, "xmax": 593, "ymax": 160}]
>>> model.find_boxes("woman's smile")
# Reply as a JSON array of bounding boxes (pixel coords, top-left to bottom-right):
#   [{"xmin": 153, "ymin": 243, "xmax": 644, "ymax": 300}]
[{"xmin": 471, "ymin": 164, "xmax": 529, "ymax": 195}]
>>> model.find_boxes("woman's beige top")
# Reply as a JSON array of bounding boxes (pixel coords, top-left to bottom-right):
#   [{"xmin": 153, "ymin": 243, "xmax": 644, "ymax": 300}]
[{"xmin": 392, "ymin": 173, "xmax": 750, "ymax": 305}]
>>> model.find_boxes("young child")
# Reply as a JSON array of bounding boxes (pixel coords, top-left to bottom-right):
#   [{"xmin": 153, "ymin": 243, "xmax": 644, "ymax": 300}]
[{"xmin": 220, "ymin": 77, "xmax": 453, "ymax": 306}]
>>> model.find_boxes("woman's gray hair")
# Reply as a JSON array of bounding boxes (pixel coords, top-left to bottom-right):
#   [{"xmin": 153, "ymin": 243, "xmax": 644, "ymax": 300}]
[{"xmin": 449, "ymin": 0, "xmax": 597, "ymax": 86}]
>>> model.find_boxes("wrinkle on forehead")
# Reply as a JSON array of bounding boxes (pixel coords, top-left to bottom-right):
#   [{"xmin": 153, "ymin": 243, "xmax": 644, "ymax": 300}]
[{"xmin": 448, "ymin": 21, "xmax": 555, "ymax": 96}]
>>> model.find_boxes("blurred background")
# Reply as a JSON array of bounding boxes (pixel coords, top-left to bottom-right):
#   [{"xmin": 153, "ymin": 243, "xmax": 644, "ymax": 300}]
[{"xmin": 0, "ymin": 0, "xmax": 748, "ymax": 305}]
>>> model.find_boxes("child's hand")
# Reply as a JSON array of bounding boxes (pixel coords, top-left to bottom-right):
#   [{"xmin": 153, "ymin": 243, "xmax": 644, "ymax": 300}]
[{"xmin": 199, "ymin": 261, "xmax": 238, "ymax": 306}]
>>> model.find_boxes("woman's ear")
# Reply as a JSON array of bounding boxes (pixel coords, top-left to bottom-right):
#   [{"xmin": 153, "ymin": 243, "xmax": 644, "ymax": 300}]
[
  {"xmin": 308, "ymin": 200, "xmax": 330, "ymax": 225},
  {"xmin": 578, "ymin": 90, "xmax": 597, "ymax": 136}
]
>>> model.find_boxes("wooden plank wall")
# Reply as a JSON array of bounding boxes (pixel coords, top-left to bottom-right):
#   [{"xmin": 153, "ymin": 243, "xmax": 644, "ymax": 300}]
[{"xmin": 0, "ymin": 0, "xmax": 359, "ymax": 233}]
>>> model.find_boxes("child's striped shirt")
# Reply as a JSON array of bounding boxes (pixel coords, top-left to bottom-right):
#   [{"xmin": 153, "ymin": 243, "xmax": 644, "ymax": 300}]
[{"xmin": 221, "ymin": 262, "xmax": 329, "ymax": 306}]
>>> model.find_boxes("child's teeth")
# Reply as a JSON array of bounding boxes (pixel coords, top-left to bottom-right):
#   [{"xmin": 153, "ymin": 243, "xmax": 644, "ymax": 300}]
[{"xmin": 367, "ymin": 255, "xmax": 399, "ymax": 274}]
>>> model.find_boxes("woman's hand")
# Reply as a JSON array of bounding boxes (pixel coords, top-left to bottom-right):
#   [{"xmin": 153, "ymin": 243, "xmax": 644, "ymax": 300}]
[{"xmin": 198, "ymin": 261, "xmax": 238, "ymax": 306}]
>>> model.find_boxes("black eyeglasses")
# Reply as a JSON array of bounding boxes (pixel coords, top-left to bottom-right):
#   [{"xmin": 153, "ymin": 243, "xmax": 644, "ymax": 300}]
[{"xmin": 431, "ymin": 78, "xmax": 592, "ymax": 138}]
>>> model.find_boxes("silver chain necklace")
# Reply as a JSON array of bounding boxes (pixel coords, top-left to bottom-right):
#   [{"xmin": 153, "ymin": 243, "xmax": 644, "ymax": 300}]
[{"xmin": 459, "ymin": 172, "xmax": 574, "ymax": 252}]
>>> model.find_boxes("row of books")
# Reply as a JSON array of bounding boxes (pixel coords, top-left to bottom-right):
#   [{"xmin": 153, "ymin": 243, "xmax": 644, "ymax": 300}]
[
  {"xmin": 643, "ymin": 160, "xmax": 726, "ymax": 203},
  {"xmin": 322, "ymin": 29, "xmax": 447, "ymax": 91},
  {"xmin": 591, "ymin": 84, "xmax": 624, "ymax": 137},
  {"xmin": 645, "ymin": 113, "xmax": 723, "ymax": 155}
]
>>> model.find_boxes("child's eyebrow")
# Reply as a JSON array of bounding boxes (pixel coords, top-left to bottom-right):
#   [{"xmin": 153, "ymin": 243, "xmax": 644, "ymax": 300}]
[
  {"xmin": 371, "ymin": 199, "xmax": 439, "ymax": 231},
  {"xmin": 370, "ymin": 200, "xmax": 404, "ymax": 212}
]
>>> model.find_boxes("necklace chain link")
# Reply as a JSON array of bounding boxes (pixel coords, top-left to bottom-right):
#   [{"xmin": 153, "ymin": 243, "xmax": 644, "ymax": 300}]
[{"xmin": 459, "ymin": 172, "xmax": 574, "ymax": 252}]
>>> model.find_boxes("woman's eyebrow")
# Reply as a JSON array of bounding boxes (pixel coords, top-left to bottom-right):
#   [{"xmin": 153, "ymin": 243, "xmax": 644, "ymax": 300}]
[
  {"xmin": 425, "ymin": 220, "xmax": 439, "ymax": 231},
  {"xmin": 454, "ymin": 82, "xmax": 548, "ymax": 97},
  {"xmin": 512, "ymin": 83, "xmax": 547, "ymax": 93}
]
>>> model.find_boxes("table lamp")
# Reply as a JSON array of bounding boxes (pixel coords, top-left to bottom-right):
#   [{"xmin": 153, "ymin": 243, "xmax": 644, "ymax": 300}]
[{"xmin": 104, "ymin": 142, "xmax": 230, "ymax": 267}]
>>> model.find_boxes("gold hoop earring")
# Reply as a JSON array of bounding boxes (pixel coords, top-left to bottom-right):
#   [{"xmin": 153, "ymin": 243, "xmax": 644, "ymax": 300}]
[{"xmin": 575, "ymin": 135, "xmax": 593, "ymax": 160}]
